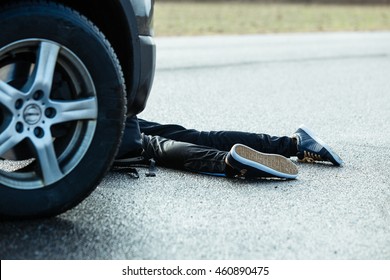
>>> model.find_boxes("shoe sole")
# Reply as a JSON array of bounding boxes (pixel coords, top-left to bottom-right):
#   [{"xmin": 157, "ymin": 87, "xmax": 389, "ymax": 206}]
[
  {"xmin": 298, "ymin": 125, "xmax": 344, "ymax": 166},
  {"xmin": 231, "ymin": 144, "xmax": 298, "ymax": 179}
]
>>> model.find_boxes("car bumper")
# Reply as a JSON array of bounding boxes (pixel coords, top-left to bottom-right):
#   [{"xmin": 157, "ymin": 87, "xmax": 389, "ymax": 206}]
[
  {"xmin": 129, "ymin": 34, "xmax": 156, "ymax": 116},
  {"xmin": 123, "ymin": 0, "xmax": 155, "ymax": 115}
]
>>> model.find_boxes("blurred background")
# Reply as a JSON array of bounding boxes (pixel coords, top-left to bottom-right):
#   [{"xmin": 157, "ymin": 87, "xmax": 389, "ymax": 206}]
[{"xmin": 154, "ymin": 0, "xmax": 390, "ymax": 36}]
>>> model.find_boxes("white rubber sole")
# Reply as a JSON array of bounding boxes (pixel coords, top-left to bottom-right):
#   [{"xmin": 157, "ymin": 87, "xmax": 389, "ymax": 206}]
[{"xmin": 230, "ymin": 144, "xmax": 298, "ymax": 179}]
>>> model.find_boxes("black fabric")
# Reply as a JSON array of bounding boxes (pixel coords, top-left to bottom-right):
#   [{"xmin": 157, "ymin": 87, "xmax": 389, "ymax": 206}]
[
  {"xmin": 141, "ymin": 133, "xmax": 227, "ymax": 174},
  {"xmin": 117, "ymin": 116, "xmax": 297, "ymax": 176},
  {"xmin": 116, "ymin": 116, "xmax": 143, "ymax": 158},
  {"xmin": 138, "ymin": 118, "xmax": 296, "ymax": 156}
]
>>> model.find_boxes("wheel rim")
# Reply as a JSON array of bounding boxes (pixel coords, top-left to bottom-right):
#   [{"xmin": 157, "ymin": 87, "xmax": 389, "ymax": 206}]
[{"xmin": 0, "ymin": 39, "xmax": 98, "ymax": 189}]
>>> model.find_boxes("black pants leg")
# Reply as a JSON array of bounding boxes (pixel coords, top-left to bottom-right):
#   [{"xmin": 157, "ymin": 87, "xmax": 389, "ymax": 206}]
[
  {"xmin": 138, "ymin": 118, "xmax": 297, "ymax": 157},
  {"xmin": 118, "ymin": 117, "xmax": 297, "ymax": 176},
  {"xmin": 141, "ymin": 134, "xmax": 228, "ymax": 175}
]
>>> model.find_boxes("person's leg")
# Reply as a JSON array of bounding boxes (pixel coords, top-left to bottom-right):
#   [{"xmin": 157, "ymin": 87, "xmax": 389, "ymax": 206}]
[
  {"xmin": 124, "ymin": 118, "xmax": 341, "ymax": 167},
  {"xmin": 138, "ymin": 119, "xmax": 297, "ymax": 158},
  {"xmin": 116, "ymin": 116, "xmax": 144, "ymax": 159},
  {"xmin": 141, "ymin": 134, "xmax": 227, "ymax": 175},
  {"xmin": 141, "ymin": 134, "xmax": 298, "ymax": 179}
]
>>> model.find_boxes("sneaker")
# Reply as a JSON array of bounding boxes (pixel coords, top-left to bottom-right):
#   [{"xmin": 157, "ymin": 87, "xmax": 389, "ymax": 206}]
[
  {"xmin": 293, "ymin": 124, "xmax": 343, "ymax": 166},
  {"xmin": 226, "ymin": 144, "xmax": 298, "ymax": 179}
]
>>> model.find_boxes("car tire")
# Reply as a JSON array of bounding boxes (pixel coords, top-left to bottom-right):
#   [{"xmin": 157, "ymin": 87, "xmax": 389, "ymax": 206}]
[{"xmin": 0, "ymin": 2, "xmax": 126, "ymax": 219}]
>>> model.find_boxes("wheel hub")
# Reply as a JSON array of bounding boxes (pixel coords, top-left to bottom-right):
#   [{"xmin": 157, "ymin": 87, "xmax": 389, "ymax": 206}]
[{"xmin": 23, "ymin": 103, "xmax": 42, "ymax": 125}]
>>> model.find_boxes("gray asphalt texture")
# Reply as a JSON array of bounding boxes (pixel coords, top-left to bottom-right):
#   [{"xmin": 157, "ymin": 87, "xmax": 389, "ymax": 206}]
[{"xmin": 1, "ymin": 32, "xmax": 390, "ymax": 260}]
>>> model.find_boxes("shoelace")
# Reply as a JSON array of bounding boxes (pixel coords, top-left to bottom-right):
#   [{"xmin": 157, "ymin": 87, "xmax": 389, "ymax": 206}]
[{"xmin": 302, "ymin": 151, "xmax": 324, "ymax": 161}]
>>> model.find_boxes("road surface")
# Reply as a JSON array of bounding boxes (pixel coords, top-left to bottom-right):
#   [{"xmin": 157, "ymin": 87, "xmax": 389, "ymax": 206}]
[{"xmin": 1, "ymin": 32, "xmax": 390, "ymax": 260}]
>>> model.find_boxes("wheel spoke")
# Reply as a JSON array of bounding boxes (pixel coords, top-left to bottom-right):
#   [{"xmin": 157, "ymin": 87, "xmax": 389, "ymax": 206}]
[
  {"xmin": 30, "ymin": 41, "xmax": 60, "ymax": 94},
  {"xmin": 34, "ymin": 137, "xmax": 63, "ymax": 185},
  {"xmin": 50, "ymin": 97, "xmax": 97, "ymax": 124},
  {"xmin": 0, "ymin": 124, "xmax": 23, "ymax": 157},
  {"xmin": 0, "ymin": 81, "xmax": 20, "ymax": 110}
]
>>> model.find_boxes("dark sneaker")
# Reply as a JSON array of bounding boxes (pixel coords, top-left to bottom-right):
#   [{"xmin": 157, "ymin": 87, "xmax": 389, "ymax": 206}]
[
  {"xmin": 293, "ymin": 125, "xmax": 343, "ymax": 166},
  {"xmin": 226, "ymin": 144, "xmax": 298, "ymax": 179}
]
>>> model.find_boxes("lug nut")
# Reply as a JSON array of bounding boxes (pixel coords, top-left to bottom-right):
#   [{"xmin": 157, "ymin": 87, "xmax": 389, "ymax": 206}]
[
  {"xmin": 15, "ymin": 99, "xmax": 24, "ymax": 110},
  {"xmin": 33, "ymin": 90, "xmax": 44, "ymax": 100},
  {"xmin": 15, "ymin": 122, "xmax": 24, "ymax": 133},
  {"xmin": 34, "ymin": 127, "xmax": 44, "ymax": 138},
  {"xmin": 45, "ymin": 107, "xmax": 56, "ymax": 118}
]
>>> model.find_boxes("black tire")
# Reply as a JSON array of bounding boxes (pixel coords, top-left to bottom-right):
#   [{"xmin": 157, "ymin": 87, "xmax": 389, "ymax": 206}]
[{"xmin": 0, "ymin": 2, "xmax": 126, "ymax": 219}]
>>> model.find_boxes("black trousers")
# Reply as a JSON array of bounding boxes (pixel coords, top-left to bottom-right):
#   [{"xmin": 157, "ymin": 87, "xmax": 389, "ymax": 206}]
[{"xmin": 117, "ymin": 116, "xmax": 297, "ymax": 176}]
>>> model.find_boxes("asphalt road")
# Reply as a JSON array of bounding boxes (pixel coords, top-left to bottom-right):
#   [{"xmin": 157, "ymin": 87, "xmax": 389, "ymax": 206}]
[{"xmin": 1, "ymin": 32, "xmax": 390, "ymax": 260}]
